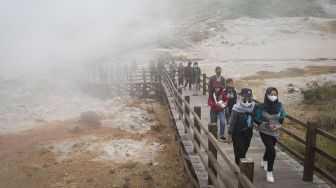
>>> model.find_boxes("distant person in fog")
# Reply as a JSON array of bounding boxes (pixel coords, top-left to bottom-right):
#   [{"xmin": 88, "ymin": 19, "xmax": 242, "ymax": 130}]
[{"xmin": 192, "ymin": 62, "xmax": 201, "ymax": 96}]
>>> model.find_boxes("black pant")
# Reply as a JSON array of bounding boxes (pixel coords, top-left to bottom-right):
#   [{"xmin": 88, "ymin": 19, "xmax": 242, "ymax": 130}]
[
  {"xmin": 260, "ymin": 132, "xmax": 277, "ymax": 171},
  {"xmin": 232, "ymin": 128, "xmax": 253, "ymax": 165},
  {"xmin": 184, "ymin": 80, "xmax": 192, "ymax": 90},
  {"xmin": 178, "ymin": 76, "xmax": 184, "ymax": 86}
]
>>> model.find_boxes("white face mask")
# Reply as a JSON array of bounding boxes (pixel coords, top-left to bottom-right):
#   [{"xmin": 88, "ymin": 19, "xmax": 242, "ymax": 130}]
[
  {"xmin": 268, "ymin": 95, "xmax": 278, "ymax": 102},
  {"xmin": 215, "ymin": 88, "xmax": 220, "ymax": 92},
  {"xmin": 242, "ymin": 102, "xmax": 252, "ymax": 107}
]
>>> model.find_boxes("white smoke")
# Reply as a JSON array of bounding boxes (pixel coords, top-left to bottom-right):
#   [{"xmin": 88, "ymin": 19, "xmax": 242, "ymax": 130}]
[{"xmin": 0, "ymin": 0, "xmax": 171, "ymax": 77}]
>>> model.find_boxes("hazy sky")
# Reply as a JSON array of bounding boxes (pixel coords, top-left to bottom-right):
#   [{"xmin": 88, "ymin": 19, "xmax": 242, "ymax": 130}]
[{"xmin": 0, "ymin": 0, "xmax": 171, "ymax": 76}]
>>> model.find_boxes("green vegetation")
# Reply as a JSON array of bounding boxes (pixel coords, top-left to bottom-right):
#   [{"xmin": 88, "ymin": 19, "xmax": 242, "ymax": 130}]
[
  {"xmin": 303, "ymin": 83, "xmax": 336, "ymax": 103},
  {"xmin": 169, "ymin": 0, "xmax": 330, "ymax": 20},
  {"xmin": 315, "ymin": 110, "xmax": 336, "ymax": 131},
  {"xmin": 222, "ymin": 0, "xmax": 325, "ymax": 18},
  {"xmin": 280, "ymin": 128, "xmax": 336, "ymax": 179},
  {"xmin": 280, "ymin": 107, "xmax": 336, "ymax": 182}
]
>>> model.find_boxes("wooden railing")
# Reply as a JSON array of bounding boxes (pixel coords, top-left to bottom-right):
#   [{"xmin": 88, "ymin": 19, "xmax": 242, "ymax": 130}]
[
  {"xmin": 163, "ymin": 69, "xmax": 255, "ymax": 188},
  {"xmin": 198, "ymin": 73, "xmax": 336, "ymax": 186}
]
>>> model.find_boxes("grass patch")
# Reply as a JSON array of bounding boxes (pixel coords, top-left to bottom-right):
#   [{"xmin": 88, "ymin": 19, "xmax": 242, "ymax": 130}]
[
  {"xmin": 280, "ymin": 130, "xmax": 336, "ymax": 179},
  {"xmin": 314, "ymin": 109, "xmax": 336, "ymax": 131},
  {"xmin": 280, "ymin": 109, "xmax": 336, "ymax": 181},
  {"xmin": 303, "ymin": 83, "xmax": 336, "ymax": 103}
]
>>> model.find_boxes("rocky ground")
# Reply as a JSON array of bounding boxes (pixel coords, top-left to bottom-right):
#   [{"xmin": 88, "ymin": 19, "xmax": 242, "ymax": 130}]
[
  {"xmin": 164, "ymin": 16, "xmax": 336, "ymax": 122},
  {"xmin": 0, "ymin": 97, "xmax": 193, "ymax": 188}
]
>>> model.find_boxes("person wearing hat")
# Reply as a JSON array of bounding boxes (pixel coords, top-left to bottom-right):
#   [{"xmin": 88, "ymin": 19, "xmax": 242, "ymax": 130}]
[
  {"xmin": 208, "ymin": 80, "xmax": 229, "ymax": 141},
  {"xmin": 254, "ymin": 87, "xmax": 286, "ymax": 183},
  {"xmin": 208, "ymin": 66, "xmax": 226, "ymax": 93},
  {"xmin": 192, "ymin": 62, "xmax": 202, "ymax": 96},
  {"xmin": 227, "ymin": 88, "xmax": 255, "ymax": 166}
]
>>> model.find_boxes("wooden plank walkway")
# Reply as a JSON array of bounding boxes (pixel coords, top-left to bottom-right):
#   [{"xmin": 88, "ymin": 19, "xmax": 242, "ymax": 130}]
[
  {"xmin": 163, "ymin": 82, "xmax": 213, "ymax": 188},
  {"xmin": 179, "ymin": 89, "xmax": 330, "ymax": 188}
]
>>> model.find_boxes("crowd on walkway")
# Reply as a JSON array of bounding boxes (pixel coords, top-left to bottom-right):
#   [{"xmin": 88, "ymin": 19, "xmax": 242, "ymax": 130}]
[
  {"xmin": 167, "ymin": 60, "xmax": 286, "ymax": 183},
  {"xmin": 168, "ymin": 60, "xmax": 202, "ymax": 96}
]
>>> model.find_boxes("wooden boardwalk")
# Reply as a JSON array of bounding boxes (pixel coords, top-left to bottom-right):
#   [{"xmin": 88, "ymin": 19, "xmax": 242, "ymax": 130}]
[{"xmin": 177, "ymin": 89, "xmax": 330, "ymax": 188}]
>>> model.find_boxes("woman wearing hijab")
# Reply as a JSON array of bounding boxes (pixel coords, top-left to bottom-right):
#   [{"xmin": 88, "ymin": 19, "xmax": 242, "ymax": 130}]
[
  {"xmin": 227, "ymin": 88, "xmax": 255, "ymax": 166},
  {"xmin": 254, "ymin": 87, "xmax": 286, "ymax": 183}
]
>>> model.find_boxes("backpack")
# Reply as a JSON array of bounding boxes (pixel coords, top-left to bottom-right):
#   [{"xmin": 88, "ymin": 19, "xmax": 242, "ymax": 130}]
[
  {"xmin": 184, "ymin": 67, "xmax": 192, "ymax": 78},
  {"xmin": 236, "ymin": 112, "xmax": 253, "ymax": 132}
]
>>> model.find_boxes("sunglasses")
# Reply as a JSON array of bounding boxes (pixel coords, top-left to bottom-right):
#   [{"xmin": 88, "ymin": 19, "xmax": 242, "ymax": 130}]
[{"xmin": 242, "ymin": 100, "xmax": 253, "ymax": 103}]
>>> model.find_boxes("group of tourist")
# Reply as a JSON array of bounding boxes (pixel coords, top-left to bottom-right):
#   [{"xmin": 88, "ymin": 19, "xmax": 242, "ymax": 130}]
[
  {"xmin": 168, "ymin": 60, "xmax": 202, "ymax": 96},
  {"xmin": 207, "ymin": 66, "xmax": 285, "ymax": 183},
  {"xmin": 168, "ymin": 61, "xmax": 286, "ymax": 183}
]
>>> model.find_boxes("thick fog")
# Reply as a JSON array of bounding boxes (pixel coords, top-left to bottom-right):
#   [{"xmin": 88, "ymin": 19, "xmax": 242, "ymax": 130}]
[
  {"xmin": 1, "ymin": 0, "xmax": 335, "ymax": 78},
  {"xmin": 0, "ymin": 0, "xmax": 172, "ymax": 78}
]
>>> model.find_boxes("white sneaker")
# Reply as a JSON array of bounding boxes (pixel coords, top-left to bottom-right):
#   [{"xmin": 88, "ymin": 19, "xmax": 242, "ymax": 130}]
[{"xmin": 266, "ymin": 171, "xmax": 274, "ymax": 183}]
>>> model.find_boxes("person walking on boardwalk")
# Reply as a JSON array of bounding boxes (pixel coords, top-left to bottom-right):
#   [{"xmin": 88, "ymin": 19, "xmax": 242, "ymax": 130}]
[
  {"xmin": 225, "ymin": 78, "xmax": 237, "ymax": 122},
  {"xmin": 192, "ymin": 62, "xmax": 202, "ymax": 96},
  {"xmin": 227, "ymin": 88, "xmax": 255, "ymax": 165},
  {"xmin": 169, "ymin": 59, "xmax": 177, "ymax": 80},
  {"xmin": 177, "ymin": 62, "xmax": 185, "ymax": 87},
  {"xmin": 208, "ymin": 66, "xmax": 225, "ymax": 93},
  {"xmin": 208, "ymin": 80, "xmax": 229, "ymax": 141},
  {"xmin": 254, "ymin": 87, "xmax": 286, "ymax": 183},
  {"xmin": 183, "ymin": 62, "xmax": 193, "ymax": 91}
]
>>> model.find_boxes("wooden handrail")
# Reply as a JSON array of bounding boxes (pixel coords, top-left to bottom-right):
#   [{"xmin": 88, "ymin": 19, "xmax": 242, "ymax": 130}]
[
  {"xmin": 198, "ymin": 69, "xmax": 336, "ymax": 183},
  {"xmin": 316, "ymin": 128, "xmax": 336, "ymax": 142},
  {"xmin": 162, "ymin": 68, "xmax": 255, "ymax": 188},
  {"xmin": 164, "ymin": 67, "xmax": 336, "ymax": 186}
]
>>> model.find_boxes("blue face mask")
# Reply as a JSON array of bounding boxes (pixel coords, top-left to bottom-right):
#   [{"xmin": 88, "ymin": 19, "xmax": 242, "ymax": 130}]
[{"xmin": 215, "ymin": 88, "xmax": 220, "ymax": 92}]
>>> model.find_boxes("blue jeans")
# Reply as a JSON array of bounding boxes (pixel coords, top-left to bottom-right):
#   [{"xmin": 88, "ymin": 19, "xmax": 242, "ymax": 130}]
[{"xmin": 210, "ymin": 111, "xmax": 226, "ymax": 137}]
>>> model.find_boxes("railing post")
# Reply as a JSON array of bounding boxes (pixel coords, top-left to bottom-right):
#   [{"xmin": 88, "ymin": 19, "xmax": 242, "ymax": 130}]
[
  {"xmin": 208, "ymin": 123, "xmax": 218, "ymax": 185},
  {"xmin": 194, "ymin": 106, "xmax": 201, "ymax": 153},
  {"xmin": 177, "ymin": 88, "xmax": 183, "ymax": 119},
  {"xmin": 174, "ymin": 82, "xmax": 178, "ymax": 90},
  {"xmin": 303, "ymin": 121, "xmax": 318, "ymax": 181},
  {"xmin": 202, "ymin": 74, "xmax": 207, "ymax": 95},
  {"xmin": 239, "ymin": 158, "xmax": 254, "ymax": 188},
  {"xmin": 184, "ymin": 96, "xmax": 190, "ymax": 133}
]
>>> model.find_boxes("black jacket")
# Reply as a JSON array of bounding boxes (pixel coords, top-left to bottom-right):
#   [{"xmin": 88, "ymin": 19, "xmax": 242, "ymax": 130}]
[{"xmin": 208, "ymin": 75, "xmax": 225, "ymax": 93}]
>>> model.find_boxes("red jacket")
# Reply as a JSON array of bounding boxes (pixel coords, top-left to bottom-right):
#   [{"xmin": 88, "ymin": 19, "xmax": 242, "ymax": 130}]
[{"xmin": 208, "ymin": 88, "xmax": 229, "ymax": 112}]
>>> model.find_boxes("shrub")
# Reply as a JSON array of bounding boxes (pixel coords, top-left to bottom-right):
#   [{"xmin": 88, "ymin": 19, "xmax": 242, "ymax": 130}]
[{"xmin": 303, "ymin": 83, "xmax": 336, "ymax": 103}]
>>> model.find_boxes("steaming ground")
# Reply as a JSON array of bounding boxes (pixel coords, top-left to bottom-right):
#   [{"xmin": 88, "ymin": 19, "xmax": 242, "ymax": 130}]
[
  {"xmin": 167, "ymin": 16, "xmax": 336, "ymax": 121},
  {"xmin": 177, "ymin": 17, "xmax": 336, "ymax": 61},
  {"xmin": 0, "ymin": 94, "xmax": 192, "ymax": 187}
]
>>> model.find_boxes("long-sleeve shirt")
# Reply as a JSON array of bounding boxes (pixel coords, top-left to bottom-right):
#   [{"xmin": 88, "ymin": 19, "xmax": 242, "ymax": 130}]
[
  {"xmin": 254, "ymin": 104, "xmax": 286, "ymax": 138},
  {"xmin": 208, "ymin": 89, "xmax": 229, "ymax": 112}
]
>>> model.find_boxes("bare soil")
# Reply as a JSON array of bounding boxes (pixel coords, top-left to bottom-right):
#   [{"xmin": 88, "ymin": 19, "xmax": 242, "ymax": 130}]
[{"xmin": 0, "ymin": 99, "xmax": 193, "ymax": 188}]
